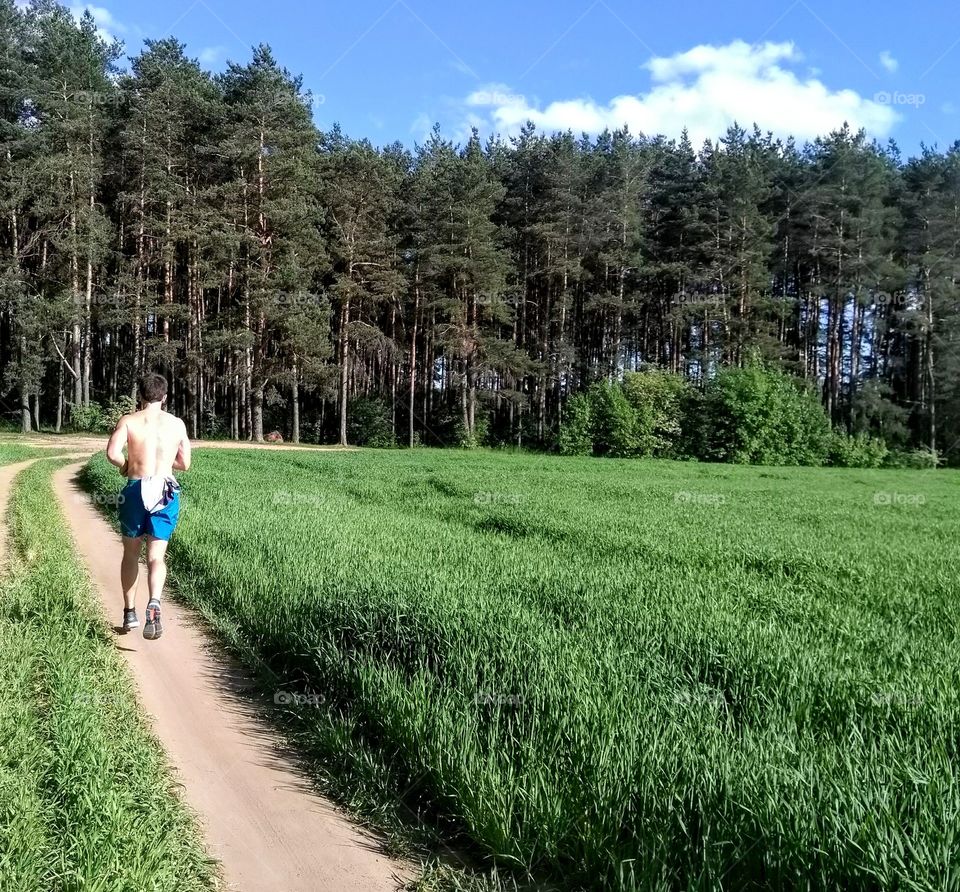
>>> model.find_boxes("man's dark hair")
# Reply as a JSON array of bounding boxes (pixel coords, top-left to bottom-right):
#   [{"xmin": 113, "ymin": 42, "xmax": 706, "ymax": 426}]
[{"xmin": 138, "ymin": 373, "xmax": 168, "ymax": 405}]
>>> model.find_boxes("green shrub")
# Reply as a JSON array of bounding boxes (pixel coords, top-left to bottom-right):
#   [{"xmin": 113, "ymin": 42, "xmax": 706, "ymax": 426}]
[
  {"xmin": 70, "ymin": 397, "xmax": 137, "ymax": 434},
  {"xmin": 305, "ymin": 417, "xmax": 327, "ymax": 445},
  {"xmin": 69, "ymin": 403, "xmax": 107, "ymax": 433},
  {"xmin": 557, "ymin": 393, "xmax": 593, "ymax": 456},
  {"xmin": 423, "ymin": 407, "xmax": 490, "ymax": 448},
  {"xmin": 588, "ymin": 381, "xmax": 638, "ymax": 457},
  {"xmin": 105, "ymin": 396, "xmax": 136, "ymax": 430},
  {"xmin": 621, "ymin": 369, "xmax": 691, "ymax": 458},
  {"xmin": 347, "ymin": 397, "xmax": 396, "ymax": 448},
  {"xmin": 851, "ymin": 379, "xmax": 910, "ymax": 447},
  {"xmin": 698, "ymin": 362, "xmax": 830, "ymax": 466},
  {"xmin": 201, "ymin": 403, "xmax": 228, "ymax": 439},
  {"xmin": 885, "ymin": 446, "xmax": 940, "ymax": 469},
  {"xmin": 827, "ymin": 431, "xmax": 888, "ymax": 468},
  {"xmin": 458, "ymin": 413, "xmax": 490, "ymax": 450}
]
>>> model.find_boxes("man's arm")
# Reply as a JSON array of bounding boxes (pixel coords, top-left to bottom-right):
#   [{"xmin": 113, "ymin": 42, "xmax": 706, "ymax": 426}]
[
  {"xmin": 173, "ymin": 420, "xmax": 191, "ymax": 472},
  {"xmin": 106, "ymin": 416, "xmax": 129, "ymax": 475}
]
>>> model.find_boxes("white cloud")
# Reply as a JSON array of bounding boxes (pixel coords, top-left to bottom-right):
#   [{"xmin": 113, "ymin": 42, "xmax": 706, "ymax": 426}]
[
  {"xmin": 463, "ymin": 40, "xmax": 899, "ymax": 146},
  {"xmin": 879, "ymin": 51, "xmax": 899, "ymax": 73},
  {"xmin": 198, "ymin": 46, "xmax": 225, "ymax": 66},
  {"xmin": 646, "ymin": 40, "xmax": 800, "ymax": 81},
  {"xmin": 70, "ymin": 3, "xmax": 125, "ymax": 41},
  {"xmin": 410, "ymin": 112, "xmax": 434, "ymax": 141}
]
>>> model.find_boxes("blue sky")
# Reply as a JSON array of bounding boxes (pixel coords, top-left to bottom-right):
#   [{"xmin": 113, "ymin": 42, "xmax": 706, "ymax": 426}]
[{"xmin": 66, "ymin": 0, "xmax": 960, "ymax": 154}]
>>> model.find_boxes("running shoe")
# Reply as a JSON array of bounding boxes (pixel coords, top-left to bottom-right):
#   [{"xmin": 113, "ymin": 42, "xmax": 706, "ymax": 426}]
[
  {"xmin": 143, "ymin": 599, "xmax": 163, "ymax": 640},
  {"xmin": 122, "ymin": 607, "xmax": 139, "ymax": 632}
]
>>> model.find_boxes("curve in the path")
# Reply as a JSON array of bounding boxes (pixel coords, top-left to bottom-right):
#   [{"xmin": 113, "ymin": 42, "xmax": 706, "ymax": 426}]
[
  {"xmin": 53, "ymin": 461, "xmax": 408, "ymax": 892},
  {"xmin": 0, "ymin": 458, "xmax": 40, "ymax": 566},
  {"xmin": 0, "ymin": 452, "xmax": 95, "ymax": 565}
]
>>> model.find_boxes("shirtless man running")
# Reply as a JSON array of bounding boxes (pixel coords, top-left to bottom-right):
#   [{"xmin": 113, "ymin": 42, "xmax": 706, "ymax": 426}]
[{"xmin": 106, "ymin": 373, "xmax": 191, "ymax": 640}]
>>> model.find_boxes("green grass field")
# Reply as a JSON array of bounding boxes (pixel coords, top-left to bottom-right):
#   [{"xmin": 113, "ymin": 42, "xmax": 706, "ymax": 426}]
[
  {"xmin": 84, "ymin": 448, "xmax": 960, "ymax": 890},
  {"xmin": 0, "ymin": 454, "xmax": 216, "ymax": 891}
]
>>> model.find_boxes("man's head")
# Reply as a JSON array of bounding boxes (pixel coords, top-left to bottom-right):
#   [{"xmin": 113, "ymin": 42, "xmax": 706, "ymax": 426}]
[{"xmin": 137, "ymin": 373, "xmax": 168, "ymax": 407}]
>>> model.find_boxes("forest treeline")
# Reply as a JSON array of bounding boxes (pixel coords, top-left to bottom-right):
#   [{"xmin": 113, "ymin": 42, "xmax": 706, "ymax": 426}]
[{"xmin": 1, "ymin": 1, "xmax": 959, "ymax": 460}]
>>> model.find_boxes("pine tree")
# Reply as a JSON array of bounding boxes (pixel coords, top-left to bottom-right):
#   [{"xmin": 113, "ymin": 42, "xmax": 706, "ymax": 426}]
[
  {"xmin": 219, "ymin": 45, "xmax": 323, "ymax": 441},
  {"xmin": 0, "ymin": 0, "xmax": 43, "ymax": 430},
  {"xmin": 900, "ymin": 144, "xmax": 960, "ymax": 454},
  {"xmin": 29, "ymin": 3, "xmax": 119, "ymax": 414},
  {"xmin": 700, "ymin": 125, "xmax": 777, "ymax": 368},
  {"xmin": 112, "ymin": 38, "xmax": 224, "ymax": 429},
  {"xmin": 419, "ymin": 129, "xmax": 511, "ymax": 442},
  {"xmin": 320, "ymin": 129, "xmax": 404, "ymax": 445},
  {"xmin": 644, "ymin": 131, "xmax": 708, "ymax": 379},
  {"xmin": 804, "ymin": 126, "xmax": 894, "ymax": 422}
]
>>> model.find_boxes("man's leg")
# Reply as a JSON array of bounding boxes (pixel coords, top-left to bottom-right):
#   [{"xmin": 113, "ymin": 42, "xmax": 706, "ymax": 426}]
[
  {"xmin": 143, "ymin": 536, "xmax": 168, "ymax": 640},
  {"xmin": 145, "ymin": 536, "xmax": 168, "ymax": 602},
  {"xmin": 121, "ymin": 535, "xmax": 143, "ymax": 609}
]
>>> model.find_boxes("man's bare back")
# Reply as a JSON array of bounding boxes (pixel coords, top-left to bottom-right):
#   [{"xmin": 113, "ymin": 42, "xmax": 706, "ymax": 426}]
[{"xmin": 109, "ymin": 407, "xmax": 191, "ymax": 479}]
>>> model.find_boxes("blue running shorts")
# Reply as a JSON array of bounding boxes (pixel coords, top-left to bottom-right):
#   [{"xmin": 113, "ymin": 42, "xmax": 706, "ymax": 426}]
[{"xmin": 118, "ymin": 478, "xmax": 181, "ymax": 540}]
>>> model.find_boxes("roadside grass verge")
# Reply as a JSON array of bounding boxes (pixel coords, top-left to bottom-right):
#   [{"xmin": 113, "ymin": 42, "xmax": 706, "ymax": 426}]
[
  {"xmin": 0, "ymin": 458, "xmax": 217, "ymax": 890},
  {"xmin": 83, "ymin": 448, "xmax": 960, "ymax": 890},
  {"xmin": 0, "ymin": 444, "xmax": 47, "ymax": 466}
]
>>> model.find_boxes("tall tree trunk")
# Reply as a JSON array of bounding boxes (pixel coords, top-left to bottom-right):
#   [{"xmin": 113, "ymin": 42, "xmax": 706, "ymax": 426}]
[
  {"xmin": 339, "ymin": 286, "xmax": 351, "ymax": 447},
  {"xmin": 252, "ymin": 385, "xmax": 264, "ymax": 442},
  {"xmin": 291, "ymin": 353, "xmax": 300, "ymax": 444},
  {"xmin": 83, "ymin": 94, "xmax": 96, "ymax": 407},
  {"xmin": 84, "ymin": 256, "xmax": 93, "ymax": 406},
  {"xmin": 132, "ymin": 115, "xmax": 147, "ymax": 395},
  {"xmin": 460, "ymin": 359, "xmax": 469, "ymax": 439},
  {"xmin": 9, "ymin": 170, "xmax": 30, "ymax": 433},
  {"xmin": 230, "ymin": 352, "xmax": 239, "ymax": 440},
  {"xmin": 408, "ymin": 269, "xmax": 420, "ymax": 447},
  {"xmin": 69, "ymin": 165, "xmax": 82, "ymax": 409},
  {"xmin": 55, "ymin": 360, "xmax": 63, "ymax": 433},
  {"xmin": 925, "ymin": 270, "xmax": 936, "ymax": 452},
  {"xmin": 19, "ymin": 335, "xmax": 30, "ymax": 433}
]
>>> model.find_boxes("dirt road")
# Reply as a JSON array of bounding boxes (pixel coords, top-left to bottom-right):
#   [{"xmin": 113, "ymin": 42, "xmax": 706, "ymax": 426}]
[{"xmin": 50, "ymin": 460, "xmax": 407, "ymax": 892}]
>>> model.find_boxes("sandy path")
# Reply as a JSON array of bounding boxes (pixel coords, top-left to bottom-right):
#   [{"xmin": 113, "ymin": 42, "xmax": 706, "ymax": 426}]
[{"xmin": 53, "ymin": 461, "xmax": 407, "ymax": 892}]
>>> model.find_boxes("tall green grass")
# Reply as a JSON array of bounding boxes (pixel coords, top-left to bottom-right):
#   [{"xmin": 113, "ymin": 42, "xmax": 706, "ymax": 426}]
[
  {"xmin": 0, "ymin": 459, "xmax": 216, "ymax": 890},
  {"xmin": 86, "ymin": 449, "xmax": 960, "ymax": 889}
]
